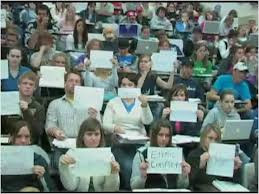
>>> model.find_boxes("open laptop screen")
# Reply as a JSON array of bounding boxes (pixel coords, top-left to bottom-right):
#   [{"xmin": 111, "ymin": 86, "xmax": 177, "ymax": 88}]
[
  {"xmin": 119, "ymin": 24, "xmax": 138, "ymax": 38},
  {"xmin": 202, "ymin": 21, "xmax": 220, "ymax": 34}
]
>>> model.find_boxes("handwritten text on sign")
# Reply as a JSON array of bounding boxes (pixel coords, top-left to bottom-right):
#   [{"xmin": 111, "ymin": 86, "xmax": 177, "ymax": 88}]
[{"xmin": 147, "ymin": 147, "xmax": 182, "ymax": 174}]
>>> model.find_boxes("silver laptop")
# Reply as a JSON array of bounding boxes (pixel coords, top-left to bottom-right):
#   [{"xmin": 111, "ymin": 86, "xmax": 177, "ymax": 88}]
[
  {"xmin": 222, "ymin": 120, "xmax": 254, "ymax": 141},
  {"xmin": 202, "ymin": 21, "xmax": 220, "ymax": 34},
  {"xmin": 135, "ymin": 39, "xmax": 159, "ymax": 55}
]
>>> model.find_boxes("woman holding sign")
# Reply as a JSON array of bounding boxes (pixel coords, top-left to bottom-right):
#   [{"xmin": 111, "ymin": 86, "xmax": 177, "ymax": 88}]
[
  {"xmin": 2, "ymin": 120, "xmax": 56, "ymax": 192},
  {"xmin": 162, "ymin": 84, "xmax": 204, "ymax": 136},
  {"xmin": 136, "ymin": 54, "xmax": 175, "ymax": 119},
  {"xmin": 187, "ymin": 123, "xmax": 242, "ymax": 192},
  {"xmin": 130, "ymin": 119, "xmax": 191, "ymax": 190},
  {"xmin": 59, "ymin": 118, "xmax": 120, "ymax": 192}
]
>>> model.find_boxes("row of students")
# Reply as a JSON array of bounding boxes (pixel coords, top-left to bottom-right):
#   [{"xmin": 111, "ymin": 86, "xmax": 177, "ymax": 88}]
[{"xmin": 3, "ymin": 117, "xmax": 249, "ymax": 192}]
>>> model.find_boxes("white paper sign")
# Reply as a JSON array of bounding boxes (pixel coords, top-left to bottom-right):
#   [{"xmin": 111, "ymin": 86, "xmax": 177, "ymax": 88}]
[
  {"xmin": 118, "ymin": 88, "xmax": 141, "ymax": 99},
  {"xmin": 39, "ymin": 66, "xmax": 65, "ymax": 88},
  {"xmin": 206, "ymin": 143, "xmax": 235, "ymax": 177},
  {"xmin": 74, "ymin": 86, "xmax": 104, "ymax": 111},
  {"xmin": 88, "ymin": 33, "xmax": 105, "ymax": 41},
  {"xmin": 172, "ymin": 135, "xmax": 200, "ymax": 144},
  {"xmin": 1, "ymin": 9, "xmax": 7, "ymax": 28},
  {"xmin": 147, "ymin": 147, "xmax": 182, "ymax": 174},
  {"xmin": 1, "ymin": 59, "xmax": 9, "ymax": 79},
  {"xmin": 1, "ymin": 146, "xmax": 34, "ymax": 175},
  {"xmin": 151, "ymin": 51, "xmax": 177, "ymax": 72},
  {"xmin": 1, "ymin": 91, "xmax": 21, "ymax": 115},
  {"xmin": 233, "ymin": 18, "xmax": 239, "ymax": 28},
  {"xmin": 67, "ymin": 147, "xmax": 112, "ymax": 177},
  {"xmin": 90, "ymin": 50, "xmax": 113, "ymax": 69},
  {"xmin": 170, "ymin": 101, "xmax": 198, "ymax": 122},
  {"xmin": 53, "ymin": 138, "xmax": 76, "ymax": 148}
]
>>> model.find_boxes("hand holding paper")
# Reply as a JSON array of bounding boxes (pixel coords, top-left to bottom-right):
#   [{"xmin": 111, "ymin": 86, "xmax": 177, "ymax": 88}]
[
  {"xmin": 33, "ymin": 165, "xmax": 45, "ymax": 178},
  {"xmin": 60, "ymin": 154, "xmax": 76, "ymax": 165}
]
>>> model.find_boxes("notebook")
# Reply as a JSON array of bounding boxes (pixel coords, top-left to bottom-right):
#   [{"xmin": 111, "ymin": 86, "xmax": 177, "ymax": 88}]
[
  {"xmin": 212, "ymin": 180, "xmax": 249, "ymax": 192},
  {"xmin": 222, "ymin": 120, "xmax": 254, "ymax": 141},
  {"xmin": 135, "ymin": 39, "xmax": 159, "ymax": 55},
  {"xmin": 202, "ymin": 21, "xmax": 220, "ymax": 34},
  {"xmin": 118, "ymin": 24, "xmax": 139, "ymax": 38}
]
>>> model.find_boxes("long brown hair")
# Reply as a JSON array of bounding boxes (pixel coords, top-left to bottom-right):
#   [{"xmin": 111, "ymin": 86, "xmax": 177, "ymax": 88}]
[
  {"xmin": 150, "ymin": 119, "xmax": 173, "ymax": 147},
  {"xmin": 9, "ymin": 120, "xmax": 32, "ymax": 144},
  {"xmin": 76, "ymin": 118, "xmax": 105, "ymax": 148}
]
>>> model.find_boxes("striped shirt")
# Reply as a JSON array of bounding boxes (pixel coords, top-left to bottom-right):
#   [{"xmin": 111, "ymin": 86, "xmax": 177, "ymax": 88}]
[{"xmin": 45, "ymin": 95, "xmax": 100, "ymax": 138}]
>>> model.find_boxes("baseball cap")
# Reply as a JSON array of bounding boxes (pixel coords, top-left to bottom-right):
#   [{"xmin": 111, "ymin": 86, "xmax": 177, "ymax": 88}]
[
  {"xmin": 233, "ymin": 62, "xmax": 248, "ymax": 72},
  {"xmin": 118, "ymin": 38, "xmax": 130, "ymax": 49},
  {"xmin": 180, "ymin": 57, "xmax": 194, "ymax": 67}
]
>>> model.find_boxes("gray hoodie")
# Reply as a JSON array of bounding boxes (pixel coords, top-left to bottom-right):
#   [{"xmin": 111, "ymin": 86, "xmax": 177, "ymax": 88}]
[{"xmin": 201, "ymin": 102, "xmax": 240, "ymax": 131}]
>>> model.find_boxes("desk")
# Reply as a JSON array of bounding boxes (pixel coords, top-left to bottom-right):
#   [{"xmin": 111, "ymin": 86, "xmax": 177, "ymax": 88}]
[{"xmin": 1, "ymin": 135, "xmax": 9, "ymax": 144}]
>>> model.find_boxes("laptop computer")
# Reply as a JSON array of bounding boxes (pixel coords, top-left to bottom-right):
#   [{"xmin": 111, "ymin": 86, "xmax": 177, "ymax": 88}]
[
  {"xmin": 118, "ymin": 24, "xmax": 139, "ymax": 38},
  {"xmin": 202, "ymin": 21, "xmax": 220, "ymax": 34},
  {"xmin": 135, "ymin": 39, "xmax": 159, "ymax": 55},
  {"xmin": 222, "ymin": 120, "xmax": 254, "ymax": 141}
]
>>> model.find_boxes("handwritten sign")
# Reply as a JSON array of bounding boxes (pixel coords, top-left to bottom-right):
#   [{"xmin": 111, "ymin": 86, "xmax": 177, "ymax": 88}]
[
  {"xmin": 1, "ymin": 146, "xmax": 34, "ymax": 175},
  {"xmin": 206, "ymin": 143, "xmax": 235, "ymax": 177},
  {"xmin": 1, "ymin": 91, "xmax": 21, "ymax": 115},
  {"xmin": 39, "ymin": 66, "xmax": 66, "ymax": 88},
  {"xmin": 1, "ymin": 59, "xmax": 8, "ymax": 79},
  {"xmin": 170, "ymin": 101, "xmax": 198, "ymax": 122},
  {"xmin": 118, "ymin": 88, "xmax": 141, "ymax": 99},
  {"xmin": 67, "ymin": 147, "xmax": 112, "ymax": 177},
  {"xmin": 90, "ymin": 50, "xmax": 113, "ymax": 69},
  {"xmin": 147, "ymin": 147, "xmax": 182, "ymax": 174}
]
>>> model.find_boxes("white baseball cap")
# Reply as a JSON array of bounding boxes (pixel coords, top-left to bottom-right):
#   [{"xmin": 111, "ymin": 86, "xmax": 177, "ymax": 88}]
[{"xmin": 233, "ymin": 62, "xmax": 248, "ymax": 72}]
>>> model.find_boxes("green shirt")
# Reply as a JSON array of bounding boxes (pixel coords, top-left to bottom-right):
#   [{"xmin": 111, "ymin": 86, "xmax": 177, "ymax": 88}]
[{"xmin": 193, "ymin": 60, "xmax": 213, "ymax": 75}]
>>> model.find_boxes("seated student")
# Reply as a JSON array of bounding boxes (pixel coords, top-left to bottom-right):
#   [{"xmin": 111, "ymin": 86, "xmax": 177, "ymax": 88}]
[
  {"xmin": 30, "ymin": 31, "xmax": 57, "ymax": 71},
  {"xmin": 202, "ymin": 90, "xmax": 240, "ymax": 130},
  {"xmin": 187, "ymin": 123, "xmax": 242, "ymax": 192},
  {"xmin": 65, "ymin": 18, "xmax": 88, "ymax": 51},
  {"xmin": 237, "ymin": 25, "xmax": 248, "ymax": 45},
  {"xmin": 217, "ymin": 29, "xmax": 238, "ymax": 61},
  {"xmin": 2, "ymin": 120, "xmax": 56, "ymax": 192},
  {"xmin": 116, "ymin": 38, "xmax": 138, "ymax": 73},
  {"xmin": 39, "ymin": 52, "xmax": 69, "ymax": 99},
  {"xmin": 173, "ymin": 57, "xmax": 205, "ymax": 102},
  {"xmin": 2, "ymin": 71, "xmax": 45, "ymax": 145},
  {"xmin": 45, "ymin": 70, "xmax": 100, "ymax": 169},
  {"xmin": 136, "ymin": 54, "xmax": 175, "ymax": 119},
  {"xmin": 130, "ymin": 119, "xmax": 191, "ymax": 189},
  {"xmin": 217, "ymin": 45, "xmax": 245, "ymax": 76},
  {"xmin": 207, "ymin": 62, "xmax": 252, "ymax": 119},
  {"xmin": 78, "ymin": 2, "xmax": 97, "ymax": 24},
  {"xmin": 150, "ymin": 6, "xmax": 173, "ymax": 31},
  {"xmin": 175, "ymin": 11, "xmax": 194, "ymax": 33},
  {"xmin": 59, "ymin": 118, "xmax": 120, "ymax": 192},
  {"xmin": 24, "ymin": 4, "xmax": 59, "ymax": 50},
  {"xmin": 162, "ymin": 84, "xmax": 204, "ymax": 136},
  {"xmin": 1, "ymin": 46, "xmax": 31, "ymax": 91},
  {"xmin": 102, "ymin": 26, "xmax": 119, "ymax": 53},
  {"xmin": 58, "ymin": 4, "xmax": 79, "ymax": 36},
  {"xmin": 158, "ymin": 39, "xmax": 182, "ymax": 57},
  {"xmin": 219, "ymin": 15, "xmax": 234, "ymax": 37},
  {"xmin": 245, "ymin": 45, "xmax": 258, "ymax": 85},
  {"xmin": 83, "ymin": 55, "xmax": 119, "ymax": 101},
  {"xmin": 192, "ymin": 42, "xmax": 213, "ymax": 76},
  {"xmin": 74, "ymin": 38, "xmax": 103, "ymax": 70},
  {"xmin": 103, "ymin": 73, "xmax": 153, "ymax": 139}
]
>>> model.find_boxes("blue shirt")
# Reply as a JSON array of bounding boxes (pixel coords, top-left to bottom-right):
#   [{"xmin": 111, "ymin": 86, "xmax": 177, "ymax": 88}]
[
  {"xmin": 1, "ymin": 66, "xmax": 31, "ymax": 91},
  {"xmin": 213, "ymin": 74, "xmax": 251, "ymax": 101}
]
